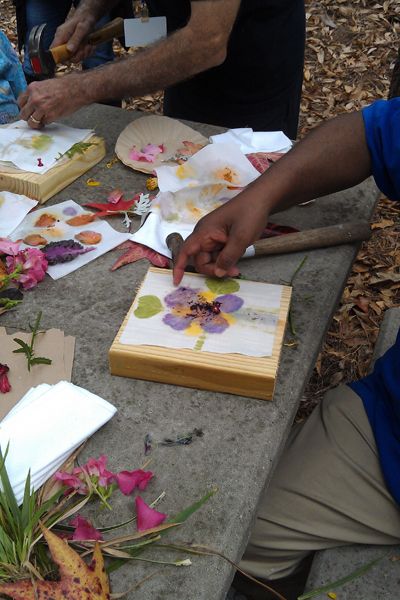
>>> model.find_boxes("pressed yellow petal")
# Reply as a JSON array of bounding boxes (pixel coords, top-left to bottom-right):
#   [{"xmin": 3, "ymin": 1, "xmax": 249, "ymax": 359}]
[
  {"xmin": 327, "ymin": 593, "xmax": 337, "ymax": 599},
  {"xmin": 223, "ymin": 313, "xmax": 236, "ymax": 325},
  {"xmin": 200, "ymin": 290, "xmax": 216, "ymax": 302},
  {"xmin": 185, "ymin": 322, "xmax": 203, "ymax": 336}
]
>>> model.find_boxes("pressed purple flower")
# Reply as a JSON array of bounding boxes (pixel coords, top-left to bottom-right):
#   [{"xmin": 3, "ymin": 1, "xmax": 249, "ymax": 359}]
[{"xmin": 162, "ymin": 287, "xmax": 243, "ymax": 335}]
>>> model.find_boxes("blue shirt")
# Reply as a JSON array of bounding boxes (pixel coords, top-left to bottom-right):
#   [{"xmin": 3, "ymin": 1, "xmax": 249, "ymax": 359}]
[
  {"xmin": 0, "ymin": 31, "xmax": 26, "ymax": 124},
  {"xmin": 350, "ymin": 98, "xmax": 400, "ymax": 505}
]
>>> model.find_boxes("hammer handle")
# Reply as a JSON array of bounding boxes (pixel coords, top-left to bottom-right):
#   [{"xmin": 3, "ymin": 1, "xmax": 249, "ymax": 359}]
[
  {"xmin": 252, "ymin": 222, "xmax": 371, "ymax": 256},
  {"xmin": 50, "ymin": 17, "xmax": 124, "ymax": 65}
]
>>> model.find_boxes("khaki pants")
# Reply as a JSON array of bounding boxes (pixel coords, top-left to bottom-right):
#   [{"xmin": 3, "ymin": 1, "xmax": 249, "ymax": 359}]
[{"xmin": 240, "ymin": 385, "xmax": 400, "ymax": 580}]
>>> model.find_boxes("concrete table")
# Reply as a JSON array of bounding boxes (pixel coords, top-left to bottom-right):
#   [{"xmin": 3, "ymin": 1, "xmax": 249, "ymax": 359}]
[{"xmin": 1, "ymin": 104, "xmax": 379, "ymax": 599}]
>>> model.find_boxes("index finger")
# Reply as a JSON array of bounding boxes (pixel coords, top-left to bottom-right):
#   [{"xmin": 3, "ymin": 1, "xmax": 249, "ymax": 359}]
[{"xmin": 172, "ymin": 236, "xmax": 202, "ymax": 285}]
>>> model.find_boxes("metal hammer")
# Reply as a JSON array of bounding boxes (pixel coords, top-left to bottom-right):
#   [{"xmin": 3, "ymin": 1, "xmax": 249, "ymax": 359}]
[{"xmin": 28, "ymin": 17, "xmax": 124, "ymax": 78}]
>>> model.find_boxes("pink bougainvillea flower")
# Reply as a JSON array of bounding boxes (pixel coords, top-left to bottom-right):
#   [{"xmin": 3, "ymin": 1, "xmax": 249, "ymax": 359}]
[
  {"xmin": 0, "ymin": 238, "xmax": 20, "ymax": 256},
  {"xmin": 116, "ymin": 469, "xmax": 153, "ymax": 496},
  {"xmin": 54, "ymin": 471, "xmax": 88, "ymax": 495},
  {"xmin": 73, "ymin": 455, "xmax": 116, "ymax": 487},
  {"xmin": 135, "ymin": 496, "xmax": 167, "ymax": 532},
  {"xmin": 0, "ymin": 364, "xmax": 11, "ymax": 394},
  {"xmin": 70, "ymin": 515, "xmax": 103, "ymax": 541},
  {"xmin": 5, "ymin": 248, "xmax": 48, "ymax": 290},
  {"xmin": 129, "ymin": 143, "xmax": 164, "ymax": 163}
]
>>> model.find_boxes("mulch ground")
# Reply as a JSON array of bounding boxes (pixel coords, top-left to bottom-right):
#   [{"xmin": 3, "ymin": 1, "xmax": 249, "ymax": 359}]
[{"xmin": 1, "ymin": 0, "xmax": 399, "ymax": 418}]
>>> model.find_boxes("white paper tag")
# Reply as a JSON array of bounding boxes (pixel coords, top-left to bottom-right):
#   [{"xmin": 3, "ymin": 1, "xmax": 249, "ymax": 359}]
[{"xmin": 124, "ymin": 17, "xmax": 167, "ymax": 47}]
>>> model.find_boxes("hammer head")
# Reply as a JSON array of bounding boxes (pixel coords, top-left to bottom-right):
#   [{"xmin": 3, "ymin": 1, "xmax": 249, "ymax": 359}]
[{"xmin": 28, "ymin": 23, "xmax": 56, "ymax": 78}]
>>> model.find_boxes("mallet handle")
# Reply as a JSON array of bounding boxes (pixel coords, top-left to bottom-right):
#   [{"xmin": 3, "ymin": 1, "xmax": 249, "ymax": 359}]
[{"xmin": 50, "ymin": 17, "xmax": 124, "ymax": 65}]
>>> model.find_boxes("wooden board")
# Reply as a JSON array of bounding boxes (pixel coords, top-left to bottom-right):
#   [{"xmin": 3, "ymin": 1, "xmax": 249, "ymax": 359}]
[
  {"xmin": 109, "ymin": 268, "xmax": 292, "ymax": 400},
  {"xmin": 0, "ymin": 136, "xmax": 105, "ymax": 204}
]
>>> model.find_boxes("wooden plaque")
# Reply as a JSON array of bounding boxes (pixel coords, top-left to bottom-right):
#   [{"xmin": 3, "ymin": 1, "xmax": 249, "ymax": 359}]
[
  {"xmin": 0, "ymin": 136, "xmax": 106, "ymax": 204},
  {"xmin": 109, "ymin": 268, "xmax": 292, "ymax": 400}
]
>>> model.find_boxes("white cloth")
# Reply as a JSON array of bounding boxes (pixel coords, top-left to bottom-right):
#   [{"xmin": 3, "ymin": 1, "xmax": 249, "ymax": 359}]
[
  {"xmin": 0, "ymin": 381, "xmax": 116, "ymax": 504},
  {"xmin": 0, "ymin": 191, "xmax": 37, "ymax": 237},
  {"xmin": 209, "ymin": 128, "xmax": 292, "ymax": 154}
]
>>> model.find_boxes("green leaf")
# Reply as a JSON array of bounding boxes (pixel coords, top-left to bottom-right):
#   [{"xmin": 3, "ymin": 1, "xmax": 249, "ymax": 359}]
[
  {"xmin": 29, "ymin": 357, "xmax": 52, "ymax": 366},
  {"xmin": 205, "ymin": 278, "xmax": 240, "ymax": 295},
  {"xmin": 168, "ymin": 487, "xmax": 217, "ymax": 525},
  {"xmin": 12, "ymin": 348, "xmax": 27, "ymax": 354},
  {"xmin": 12, "ymin": 339, "xmax": 31, "ymax": 354},
  {"xmin": 134, "ymin": 295, "xmax": 163, "ymax": 319},
  {"xmin": 298, "ymin": 553, "xmax": 388, "ymax": 599}
]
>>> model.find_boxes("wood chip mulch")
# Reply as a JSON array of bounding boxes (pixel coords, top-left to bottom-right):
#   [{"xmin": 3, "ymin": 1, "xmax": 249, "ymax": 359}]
[{"xmin": 1, "ymin": 0, "xmax": 400, "ymax": 418}]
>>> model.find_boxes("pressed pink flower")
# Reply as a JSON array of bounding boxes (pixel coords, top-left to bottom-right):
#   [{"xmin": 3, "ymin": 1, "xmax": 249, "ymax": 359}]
[
  {"xmin": 0, "ymin": 364, "xmax": 11, "ymax": 394},
  {"xmin": 54, "ymin": 471, "xmax": 88, "ymax": 495},
  {"xmin": 135, "ymin": 496, "xmax": 167, "ymax": 531},
  {"xmin": 0, "ymin": 238, "xmax": 20, "ymax": 255},
  {"xmin": 6, "ymin": 248, "xmax": 48, "ymax": 290},
  {"xmin": 129, "ymin": 143, "xmax": 164, "ymax": 163},
  {"xmin": 73, "ymin": 454, "xmax": 115, "ymax": 487},
  {"xmin": 116, "ymin": 469, "xmax": 153, "ymax": 495},
  {"xmin": 70, "ymin": 515, "xmax": 103, "ymax": 541}
]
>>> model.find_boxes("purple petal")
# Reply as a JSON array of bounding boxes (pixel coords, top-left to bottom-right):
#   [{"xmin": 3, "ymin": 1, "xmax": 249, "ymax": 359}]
[
  {"xmin": 164, "ymin": 286, "xmax": 200, "ymax": 308},
  {"xmin": 200, "ymin": 314, "xmax": 229, "ymax": 334},
  {"xmin": 163, "ymin": 313, "xmax": 191, "ymax": 330},
  {"xmin": 215, "ymin": 294, "xmax": 244, "ymax": 313},
  {"xmin": 62, "ymin": 206, "xmax": 78, "ymax": 216}
]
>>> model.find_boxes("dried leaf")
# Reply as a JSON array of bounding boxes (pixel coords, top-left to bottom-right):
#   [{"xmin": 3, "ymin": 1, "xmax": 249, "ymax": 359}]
[
  {"xmin": 23, "ymin": 234, "xmax": 47, "ymax": 246},
  {"xmin": 66, "ymin": 214, "xmax": 96, "ymax": 226},
  {"xmin": 0, "ymin": 527, "xmax": 110, "ymax": 599},
  {"xmin": 34, "ymin": 213, "xmax": 57, "ymax": 228},
  {"xmin": 75, "ymin": 231, "xmax": 102, "ymax": 245},
  {"xmin": 111, "ymin": 241, "xmax": 169, "ymax": 271}
]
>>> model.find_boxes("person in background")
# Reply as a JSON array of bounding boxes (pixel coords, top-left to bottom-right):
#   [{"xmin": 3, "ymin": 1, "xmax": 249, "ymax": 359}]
[
  {"xmin": 12, "ymin": 0, "xmax": 133, "ymax": 83},
  {"xmin": 18, "ymin": 0, "xmax": 305, "ymax": 138},
  {"xmin": 174, "ymin": 98, "xmax": 400, "ymax": 599},
  {"xmin": 0, "ymin": 30, "xmax": 26, "ymax": 124}
]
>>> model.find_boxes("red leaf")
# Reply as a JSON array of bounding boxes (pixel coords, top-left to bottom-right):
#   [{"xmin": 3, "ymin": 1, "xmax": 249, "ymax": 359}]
[
  {"xmin": 246, "ymin": 152, "xmax": 285, "ymax": 173},
  {"xmin": 84, "ymin": 194, "xmax": 140, "ymax": 218},
  {"xmin": 261, "ymin": 222, "xmax": 299, "ymax": 238},
  {"xmin": 110, "ymin": 241, "xmax": 169, "ymax": 271}
]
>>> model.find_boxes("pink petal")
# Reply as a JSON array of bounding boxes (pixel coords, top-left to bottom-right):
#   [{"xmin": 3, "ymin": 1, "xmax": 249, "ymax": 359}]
[
  {"xmin": 0, "ymin": 238, "xmax": 20, "ymax": 255},
  {"xmin": 135, "ymin": 496, "xmax": 167, "ymax": 531},
  {"xmin": 116, "ymin": 469, "xmax": 153, "ymax": 495},
  {"xmin": 107, "ymin": 189, "xmax": 124, "ymax": 204},
  {"xmin": 70, "ymin": 515, "xmax": 103, "ymax": 541},
  {"xmin": 54, "ymin": 471, "xmax": 88, "ymax": 495}
]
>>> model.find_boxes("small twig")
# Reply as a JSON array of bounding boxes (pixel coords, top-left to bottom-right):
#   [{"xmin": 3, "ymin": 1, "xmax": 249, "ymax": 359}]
[{"xmin": 286, "ymin": 256, "xmax": 308, "ymax": 336}]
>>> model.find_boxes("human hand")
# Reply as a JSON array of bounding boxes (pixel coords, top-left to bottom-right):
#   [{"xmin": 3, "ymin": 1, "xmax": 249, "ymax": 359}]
[
  {"xmin": 51, "ymin": 10, "xmax": 96, "ymax": 63},
  {"xmin": 18, "ymin": 75, "xmax": 88, "ymax": 127},
  {"xmin": 173, "ymin": 191, "xmax": 270, "ymax": 285}
]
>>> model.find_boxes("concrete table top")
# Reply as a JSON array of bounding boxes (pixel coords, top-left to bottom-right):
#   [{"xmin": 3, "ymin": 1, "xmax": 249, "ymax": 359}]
[{"xmin": 1, "ymin": 104, "xmax": 380, "ymax": 599}]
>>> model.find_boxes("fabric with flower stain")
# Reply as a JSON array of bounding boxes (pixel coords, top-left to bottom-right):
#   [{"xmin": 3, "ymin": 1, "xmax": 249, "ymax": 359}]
[{"xmin": 120, "ymin": 269, "xmax": 284, "ymax": 357}]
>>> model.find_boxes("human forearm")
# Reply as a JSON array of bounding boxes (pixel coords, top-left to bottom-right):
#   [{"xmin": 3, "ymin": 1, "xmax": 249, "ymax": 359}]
[{"xmin": 242, "ymin": 111, "xmax": 372, "ymax": 217}]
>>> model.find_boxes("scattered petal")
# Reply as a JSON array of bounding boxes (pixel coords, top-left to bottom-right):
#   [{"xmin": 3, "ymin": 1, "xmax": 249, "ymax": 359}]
[
  {"xmin": 66, "ymin": 213, "xmax": 96, "ymax": 226},
  {"xmin": 75, "ymin": 231, "xmax": 102, "ymax": 245},
  {"xmin": 107, "ymin": 189, "xmax": 124, "ymax": 204},
  {"xmin": 116, "ymin": 469, "xmax": 153, "ymax": 495},
  {"xmin": 135, "ymin": 496, "xmax": 167, "ymax": 531},
  {"xmin": 0, "ymin": 363, "xmax": 11, "ymax": 393},
  {"xmin": 70, "ymin": 515, "xmax": 103, "ymax": 541},
  {"xmin": 34, "ymin": 213, "xmax": 57, "ymax": 227},
  {"xmin": 63, "ymin": 206, "xmax": 78, "ymax": 216},
  {"xmin": 86, "ymin": 178, "xmax": 101, "ymax": 186},
  {"xmin": 0, "ymin": 239, "xmax": 20, "ymax": 255},
  {"xmin": 129, "ymin": 143, "xmax": 164, "ymax": 163},
  {"xmin": 23, "ymin": 234, "xmax": 47, "ymax": 246}
]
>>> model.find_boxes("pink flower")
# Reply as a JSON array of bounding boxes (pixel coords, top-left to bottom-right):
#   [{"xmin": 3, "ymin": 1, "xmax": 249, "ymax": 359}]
[
  {"xmin": 54, "ymin": 471, "xmax": 88, "ymax": 495},
  {"xmin": 6, "ymin": 248, "xmax": 48, "ymax": 290},
  {"xmin": 116, "ymin": 469, "xmax": 153, "ymax": 495},
  {"xmin": 0, "ymin": 238, "xmax": 20, "ymax": 255},
  {"xmin": 73, "ymin": 455, "xmax": 115, "ymax": 487},
  {"xmin": 135, "ymin": 496, "xmax": 167, "ymax": 531},
  {"xmin": 70, "ymin": 515, "xmax": 103, "ymax": 541},
  {"xmin": 0, "ymin": 364, "xmax": 11, "ymax": 394},
  {"xmin": 129, "ymin": 143, "xmax": 164, "ymax": 163}
]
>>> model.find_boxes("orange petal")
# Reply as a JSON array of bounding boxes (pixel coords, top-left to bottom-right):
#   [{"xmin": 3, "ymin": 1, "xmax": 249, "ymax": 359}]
[
  {"xmin": 35, "ymin": 213, "xmax": 57, "ymax": 227},
  {"xmin": 75, "ymin": 231, "xmax": 102, "ymax": 245},
  {"xmin": 66, "ymin": 214, "xmax": 95, "ymax": 226},
  {"xmin": 23, "ymin": 234, "xmax": 47, "ymax": 246}
]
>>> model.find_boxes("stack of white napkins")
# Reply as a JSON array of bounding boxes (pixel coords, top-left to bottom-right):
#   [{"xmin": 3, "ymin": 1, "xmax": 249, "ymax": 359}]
[
  {"xmin": 209, "ymin": 128, "xmax": 292, "ymax": 154},
  {"xmin": 0, "ymin": 380, "xmax": 117, "ymax": 505}
]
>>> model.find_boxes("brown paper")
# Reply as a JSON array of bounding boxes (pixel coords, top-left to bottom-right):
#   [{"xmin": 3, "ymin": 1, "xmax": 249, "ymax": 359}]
[{"xmin": 0, "ymin": 328, "xmax": 75, "ymax": 419}]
